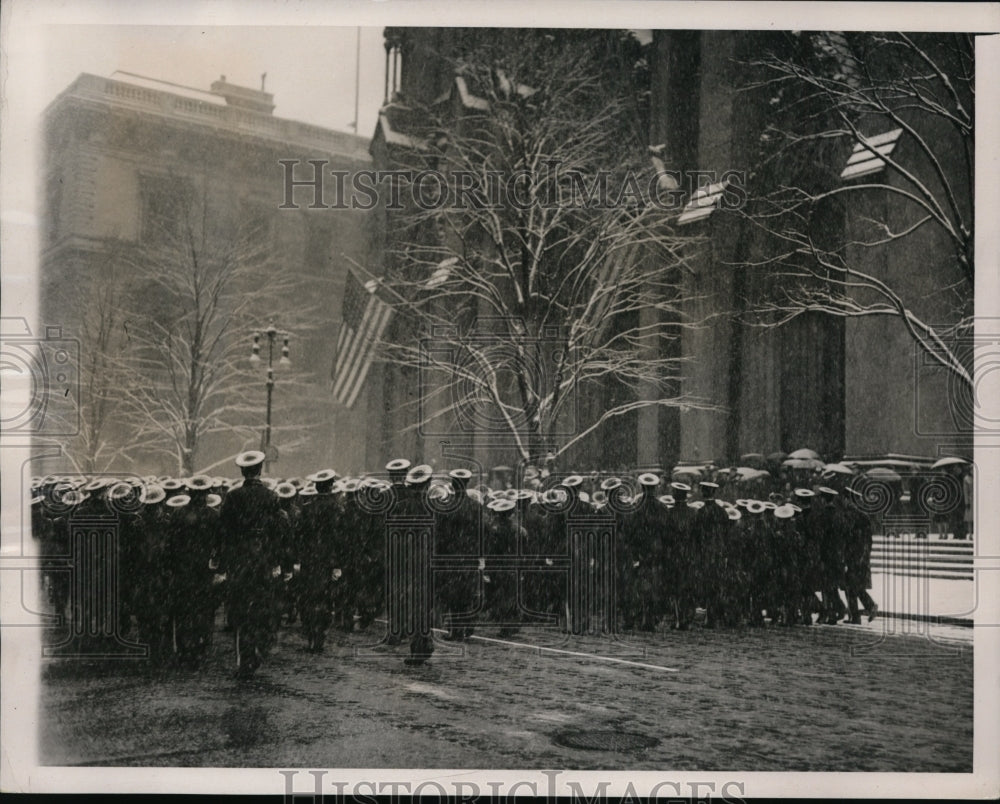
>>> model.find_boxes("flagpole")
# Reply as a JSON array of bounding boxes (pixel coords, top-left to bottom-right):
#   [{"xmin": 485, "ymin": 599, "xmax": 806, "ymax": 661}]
[{"xmin": 354, "ymin": 27, "xmax": 361, "ymax": 134}]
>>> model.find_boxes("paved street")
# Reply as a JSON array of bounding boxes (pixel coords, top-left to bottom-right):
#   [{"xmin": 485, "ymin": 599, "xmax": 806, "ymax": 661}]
[{"xmin": 40, "ymin": 614, "xmax": 972, "ymax": 772}]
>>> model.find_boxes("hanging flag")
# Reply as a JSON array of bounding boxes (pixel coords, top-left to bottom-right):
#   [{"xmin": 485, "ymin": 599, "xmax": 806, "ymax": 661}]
[{"xmin": 331, "ymin": 268, "xmax": 393, "ymax": 407}]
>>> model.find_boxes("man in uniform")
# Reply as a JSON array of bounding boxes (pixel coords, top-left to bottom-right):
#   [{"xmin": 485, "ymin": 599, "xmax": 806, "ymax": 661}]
[
  {"xmin": 398, "ymin": 464, "xmax": 437, "ymax": 664},
  {"xmin": 296, "ymin": 469, "xmax": 340, "ymax": 652},
  {"xmin": 219, "ymin": 451, "xmax": 287, "ymax": 678},
  {"xmin": 436, "ymin": 469, "xmax": 481, "ymax": 641},
  {"xmin": 668, "ymin": 482, "xmax": 697, "ymax": 629},
  {"xmin": 694, "ymin": 481, "xmax": 729, "ymax": 627}
]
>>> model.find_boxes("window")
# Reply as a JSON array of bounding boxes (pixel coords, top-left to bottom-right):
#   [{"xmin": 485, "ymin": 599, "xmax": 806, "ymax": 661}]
[
  {"xmin": 139, "ymin": 173, "xmax": 193, "ymax": 242},
  {"xmin": 840, "ymin": 128, "xmax": 903, "ymax": 180}
]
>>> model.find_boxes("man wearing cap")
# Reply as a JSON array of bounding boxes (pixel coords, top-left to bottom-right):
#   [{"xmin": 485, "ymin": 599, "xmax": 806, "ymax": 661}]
[
  {"xmin": 842, "ymin": 487, "xmax": 878, "ymax": 624},
  {"xmin": 484, "ymin": 496, "xmax": 525, "ymax": 639},
  {"xmin": 436, "ymin": 469, "xmax": 480, "ymax": 641},
  {"xmin": 693, "ymin": 481, "xmax": 729, "ymax": 628},
  {"xmin": 296, "ymin": 469, "xmax": 341, "ymax": 652},
  {"xmin": 396, "ymin": 464, "xmax": 437, "ymax": 663},
  {"xmin": 219, "ymin": 451, "xmax": 287, "ymax": 677},
  {"xmin": 667, "ymin": 481, "xmax": 698, "ymax": 629},
  {"xmin": 132, "ymin": 483, "xmax": 171, "ymax": 662},
  {"xmin": 158, "ymin": 477, "xmax": 220, "ymax": 666}
]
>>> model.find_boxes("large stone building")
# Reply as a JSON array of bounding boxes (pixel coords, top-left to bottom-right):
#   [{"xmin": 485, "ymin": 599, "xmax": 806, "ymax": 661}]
[
  {"xmin": 363, "ymin": 28, "xmax": 972, "ymax": 475},
  {"xmin": 40, "ymin": 71, "xmax": 373, "ymax": 475}
]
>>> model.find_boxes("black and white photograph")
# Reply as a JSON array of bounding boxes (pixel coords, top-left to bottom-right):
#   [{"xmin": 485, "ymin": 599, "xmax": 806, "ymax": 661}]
[{"xmin": 1, "ymin": 0, "xmax": 998, "ymax": 798}]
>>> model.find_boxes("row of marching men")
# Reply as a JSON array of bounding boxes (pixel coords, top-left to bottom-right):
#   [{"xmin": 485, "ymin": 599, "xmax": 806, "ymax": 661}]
[{"xmin": 29, "ymin": 453, "xmax": 877, "ymax": 674}]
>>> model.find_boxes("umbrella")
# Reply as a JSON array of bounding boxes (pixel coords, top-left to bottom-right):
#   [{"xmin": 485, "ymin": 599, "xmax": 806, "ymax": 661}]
[
  {"xmin": 788, "ymin": 448, "xmax": 821, "ymax": 460},
  {"xmin": 739, "ymin": 453, "xmax": 766, "ymax": 469},
  {"xmin": 869, "ymin": 459, "xmax": 920, "ymax": 468},
  {"xmin": 865, "ymin": 467, "xmax": 902, "ymax": 483},
  {"xmin": 672, "ymin": 466, "xmax": 702, "ymax": 478},
  {"xmin": 931, "ymin": 456, "xmax": 968, "ymax": 470},
  {"xmin": 822, "ymin": 462, "xmax": 855, "ymax": 476},
  {"xmin": 766, "ymin": 451, "xmax": 788, "ymax": 463},
  {"xmin": 782, "ymin": 457, "xmax": 823, "ymax": 471},
  {"xmin": 735, "ymin": 466, "xmax": 771, "ymax": 481}
]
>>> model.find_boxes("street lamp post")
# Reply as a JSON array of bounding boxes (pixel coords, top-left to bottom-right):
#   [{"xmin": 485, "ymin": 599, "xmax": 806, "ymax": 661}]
[{"xmin": 250, "ymin": 322, "xmax": 291, "ymax": 474}]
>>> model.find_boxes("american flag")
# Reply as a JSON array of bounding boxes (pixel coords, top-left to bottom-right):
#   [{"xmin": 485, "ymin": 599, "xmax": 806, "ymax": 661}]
[{"xmin": 331, "ymin": 268, "xmax": 393, "ymax": 407}]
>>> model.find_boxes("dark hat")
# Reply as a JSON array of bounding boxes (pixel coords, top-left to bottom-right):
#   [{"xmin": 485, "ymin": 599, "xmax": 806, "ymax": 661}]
[{"xmin": 236, "ymin": 450, "xmax": 265, "ymax": 468}]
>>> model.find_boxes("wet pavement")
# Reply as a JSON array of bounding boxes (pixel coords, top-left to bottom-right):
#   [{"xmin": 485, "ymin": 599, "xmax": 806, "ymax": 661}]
[{"xmin": 39, "ymin": 614, "xmax": 972, "ymax": 772}]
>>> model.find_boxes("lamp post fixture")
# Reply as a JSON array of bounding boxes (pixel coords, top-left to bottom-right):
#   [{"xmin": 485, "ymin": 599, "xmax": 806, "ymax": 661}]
[{"xmin": 250, "ymin": 322, "xmax": 291, "ymax": 473}]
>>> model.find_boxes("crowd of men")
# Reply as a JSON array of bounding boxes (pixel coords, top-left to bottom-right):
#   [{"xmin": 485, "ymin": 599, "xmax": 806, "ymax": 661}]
[{"xmin": 31, "ymin": 451, "xmax": 884, "ymax": 677}]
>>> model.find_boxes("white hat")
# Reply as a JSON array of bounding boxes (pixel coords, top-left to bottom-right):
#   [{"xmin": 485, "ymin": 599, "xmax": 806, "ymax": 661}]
[
  {"xmin": 687, "ymin": 500, "xmax": 705, "ymax": 510},
  {"xmin": 727, "ymin": 507, "xmax": 742, "ymax": 521},
  {"xmin": 488, "ymin": 498, "xmax": 515, "ymax": 512},
  {"xmin": 206, "ymin": 493, "xmax": 222, "ymax": 508},
  {"xmin": 561, "ymin": 474, "xmax": 584, "ymax": 488},
  {"xmin": 406, "ymin": 464, "xmax": 434, "ymax": 485},
  {"xmin": 745, "ymin": 500, "xmax": 766, "ymax": 514},
  {"xmin": 275, "ymin": 482, "xmax": 297, "ymax": 499},
  {"xmin": 186, "ymin": 475, "xmax": 213, "ymax": 491},
  {"xmin": 658, "ymin": 495, "xmax": 675, "ymax": 507},
  {"xmin": 108, "ymin": 482, "xmax": 135, "ymax": 500},
  {"xmin": 236, "ymin": 450, "xmax": 265, "ymax": 468},
  {"xmin": 671, "ymin": 481, "xmax": 691, "ymax": 492},
  {"xmin": 794, "ymin": 488, "xmax": 815, "ymax": 498},
  {"xmin": 774, "ymin": 505, "xmax": 795, "ymax": 519},
  {"xmin": 141, "ymin": 484, "xmax": 166, "ymax": 504},
  {"xmin": 817, "ymin": 486, "xmax": 839, "ymax": 497},
  {"xmin": 449, "ymin": 468, "xmax": 473, "ymax": 480},
  {"xmin": 386, "ymin": 458, "xmax": 412, "ymax": 472},
  {"xmin": 601, "ymin": 477, "xmax": 622, "ymax": 490},
  {"xmin": 165, "ymin": 494, "xmax": 191, "ymax": 508},
  {"xmin": 307, "ymin": 469, "xmax": 338, "ymax": 484},
  {"xmin": 637, "ymin": 473, "xmax": 661, "ymax": 487}
]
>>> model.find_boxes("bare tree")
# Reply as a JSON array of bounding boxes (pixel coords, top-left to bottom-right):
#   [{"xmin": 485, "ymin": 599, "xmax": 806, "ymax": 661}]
[
  {"xmin": 373, "ymin": 30, "xmax": 712, "ymax": 464},
  {"xmin": 115, "ymin": 188, "xmax": 317, "ymax": 475},
  {"xmin": 737, "ymin": 32, "xmax": 973, "ymax": 390}
]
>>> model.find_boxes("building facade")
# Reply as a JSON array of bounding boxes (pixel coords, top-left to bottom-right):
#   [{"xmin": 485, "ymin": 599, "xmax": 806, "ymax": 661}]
[
  {"xmin": 41, "ymin": 71, "xmax": 373, "ymax": 476},
  {"xmin": 364, "ymin": 28, "xmax": 972, "ymax": 474}
]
